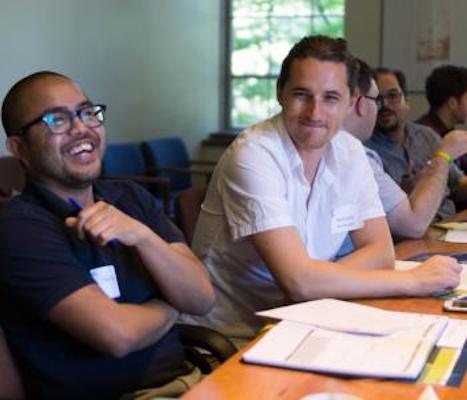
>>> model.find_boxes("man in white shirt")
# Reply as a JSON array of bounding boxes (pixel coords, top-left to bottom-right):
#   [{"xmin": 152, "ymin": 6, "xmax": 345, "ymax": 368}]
[
  {"xmin": 343, "ymin": 59, "xmax": 467, "ymax": 240},
  {"xmin": 182, "ymin": 36, "xmax": 461, "ymax": 345}
]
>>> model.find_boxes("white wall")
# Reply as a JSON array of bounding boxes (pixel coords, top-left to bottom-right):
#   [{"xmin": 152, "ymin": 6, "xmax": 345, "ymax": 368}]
[
  {"xmin": 0, "ymin": 0, "xmax": 221, "ymax": 156},
  {"xmin": 346, "ymin": 0, "xmax": 428, "ymax": 119}
]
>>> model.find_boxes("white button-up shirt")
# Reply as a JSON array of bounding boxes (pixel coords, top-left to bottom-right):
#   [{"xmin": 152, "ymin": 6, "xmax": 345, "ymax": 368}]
[{"xmin": 183, "ymin": 114, "xmax": 384, "ymax": 340}]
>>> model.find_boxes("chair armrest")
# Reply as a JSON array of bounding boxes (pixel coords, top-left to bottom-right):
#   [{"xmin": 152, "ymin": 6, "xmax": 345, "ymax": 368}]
[
  {"xmin": 147, "ymin": 167, "xmax": 213, "ymax": 184},
  {"xmin": 189, "ymin": 160, "xmax": 217, "ymax": 167},
  {"xmin": 100, "ymin": 175, "xmax": 171, "ymax": 215},
  {"xmin": 177, "ymin": 323, "xmax": 237, "ymax": 362}
]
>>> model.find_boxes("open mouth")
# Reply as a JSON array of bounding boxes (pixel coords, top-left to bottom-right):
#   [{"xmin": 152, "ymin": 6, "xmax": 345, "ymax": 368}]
[{"xmin": 68, "ymin": 141, "xmax": 96, "ymax": 156}]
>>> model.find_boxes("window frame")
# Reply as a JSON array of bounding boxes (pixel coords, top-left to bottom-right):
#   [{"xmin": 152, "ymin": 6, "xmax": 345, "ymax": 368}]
[{"xmin": 223, "ymin": 0, "xmax": 345, "ymax": 130}]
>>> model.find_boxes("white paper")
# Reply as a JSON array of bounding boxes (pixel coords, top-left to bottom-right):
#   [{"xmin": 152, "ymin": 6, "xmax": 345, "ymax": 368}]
[
  {"xmin": 417, "ymin": 386, "xmax": 439, "ymax": 400},
  {"xmin": 256, "ymin": 298, "xmax": 436, "ymax": 336},
  {"xmin": 437, "ymin": 319, "xmax": 467, "ymax": 348},
  {"xmin": 243, "ymin": 318, "xmax": 447, "ymax": 379},
  {"xmin": 444, "ymin": 229, "xmax": 467, "ymax": 243},
  {"xmin": 90, "ymin": 264, "xmax": 121, "ymax": 299}
]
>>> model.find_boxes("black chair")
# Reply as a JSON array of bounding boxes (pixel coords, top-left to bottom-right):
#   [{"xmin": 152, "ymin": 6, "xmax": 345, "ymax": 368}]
[
  {"xmin": 0, "ymin": 156, "xmax": 26, "ymax": 207},
  {"xmin": 101, "ymin": 142, "xmax": 171, "ymax": 215},
  {"xmin": 0, "ymin": 322, "xmax": 236, "ymax": 399}
]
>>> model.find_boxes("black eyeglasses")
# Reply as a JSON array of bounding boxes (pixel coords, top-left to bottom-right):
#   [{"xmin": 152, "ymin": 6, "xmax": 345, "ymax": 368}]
[
  {"xmin": 17, "ymin": 104, "xmax": 107, "ymax": 136},
  {"xmin": 377, "ymin": 90, "xmax": 404, "ymax": 105},
  {"xmin": 363, "ymin": 95, "xmax": 384, "ymax": 111}
]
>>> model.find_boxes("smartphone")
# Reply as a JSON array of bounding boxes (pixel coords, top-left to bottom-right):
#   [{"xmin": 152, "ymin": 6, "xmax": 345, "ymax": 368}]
[{"xmin": 444, "ymin": 295, "xmax": 467, "ymax": 312}]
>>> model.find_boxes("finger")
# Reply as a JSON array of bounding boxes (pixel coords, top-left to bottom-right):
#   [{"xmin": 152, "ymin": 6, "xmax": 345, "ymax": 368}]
[
  {"xmin": 84, "ymin": 219, "xmax": 114, "ymax": 244},
  {"xmin": 65, "ymin": 216, "xmax": 78, "ymax": 227}
]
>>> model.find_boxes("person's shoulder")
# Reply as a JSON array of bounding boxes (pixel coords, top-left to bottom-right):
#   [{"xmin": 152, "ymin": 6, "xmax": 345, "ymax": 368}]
[
  {"xmin": 334, "ymin": 129, "xmax": 366, "ymax": 154},
  {"xmin": 222, "ymin": 115, "xmax": 286, "ymax": 165},
  {"xmin": 406, "ymin": 120, "xmax": 438, "ymax": 137},
  {"xmin": 234, "ymin": 115, "xmax": 284, "ymax": 149}
]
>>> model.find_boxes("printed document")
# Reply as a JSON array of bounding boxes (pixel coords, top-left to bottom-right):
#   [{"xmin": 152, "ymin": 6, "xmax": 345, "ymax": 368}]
[{"xmin": 243, "ymin": 316, "xmax": 447, "ymax": 379}]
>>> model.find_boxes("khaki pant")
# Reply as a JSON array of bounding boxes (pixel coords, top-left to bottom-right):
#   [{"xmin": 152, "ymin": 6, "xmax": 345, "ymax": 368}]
[{"xmin": 122, "ymin": 367, "xmax": 202, "ymax": 400}]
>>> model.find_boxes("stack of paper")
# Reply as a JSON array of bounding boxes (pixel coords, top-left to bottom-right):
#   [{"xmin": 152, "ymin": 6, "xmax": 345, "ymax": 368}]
[
  {"xmin": 243, "ymin": 299, "xmax": 448, "ymax": 379},
  {"xmin": 432, "ymin": 221, "xmax": 467, "ymax": 243}
]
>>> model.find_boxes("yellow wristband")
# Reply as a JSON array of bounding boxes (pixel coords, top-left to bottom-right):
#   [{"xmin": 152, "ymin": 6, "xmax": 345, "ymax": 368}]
[{"xmin": 433, "ymin": 150, "xmax": 453, "ymax": 165}]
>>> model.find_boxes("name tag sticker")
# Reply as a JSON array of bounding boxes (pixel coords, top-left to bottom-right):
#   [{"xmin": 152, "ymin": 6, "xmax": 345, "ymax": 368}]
[
  {"xmin": 331, "ymin": 205, "xmax": 363, "ymax": 233},
  {"xmin": 90, "ymin": 265, "xmax": 121, "ymax": 299}
]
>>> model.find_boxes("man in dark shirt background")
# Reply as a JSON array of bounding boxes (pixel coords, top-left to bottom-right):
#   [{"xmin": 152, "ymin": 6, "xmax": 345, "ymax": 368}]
[{"xmin": 416, "ymin": 64, "xmax": 467, "ymax": 173}]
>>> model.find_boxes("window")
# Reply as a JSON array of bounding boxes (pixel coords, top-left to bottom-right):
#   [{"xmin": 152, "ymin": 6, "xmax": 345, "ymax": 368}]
[{"xmin": 226, "ymin": 0, "xmax": 345, "ymax": 129}]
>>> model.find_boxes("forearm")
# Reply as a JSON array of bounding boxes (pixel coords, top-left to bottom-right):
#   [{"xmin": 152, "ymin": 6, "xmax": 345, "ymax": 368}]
[
  {"xmin": 406, "ymin": 157, "xmax": 449, "ymax": 232},
  {"xmin": 295, "ymin": 262, "xmax": 414, "ymax": 300},
  {"xmin": 135, "ymin": 230, "xmax": 214, "ymax": 314},
  {"xmin": 110, "ymin": 299, "xmax": 179, "ymax": 356},
  {"xmin": 49, "ymin": 286, "xmax": 179, "ymax": 358},
  {"xmin": 336, "ymin": 240, "xmax": 394, "ymax": 270}
]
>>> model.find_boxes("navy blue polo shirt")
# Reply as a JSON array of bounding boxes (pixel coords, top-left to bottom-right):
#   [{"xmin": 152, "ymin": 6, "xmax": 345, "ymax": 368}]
[{"xmin": 0, "ymin": 179, "xmax": 190, "ymax": 400}]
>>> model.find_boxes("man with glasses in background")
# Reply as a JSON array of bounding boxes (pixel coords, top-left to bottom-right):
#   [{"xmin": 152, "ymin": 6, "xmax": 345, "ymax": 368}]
[
  {"xmin": 365, "ymin": 67, "xmax": 467, "ymax": 221},
  {"xmin": 0, "ymin": 71, "xmax": 214, "ymax": 399},
  {"xmin": 342, "ymin": 60, "xmax": 467, "ymax": 242}
]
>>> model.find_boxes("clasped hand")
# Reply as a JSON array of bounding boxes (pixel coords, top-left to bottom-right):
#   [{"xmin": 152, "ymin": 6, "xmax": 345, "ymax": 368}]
[{"xmin": 65, "ymin": 201, "xmax": 150, "ymax": 247}]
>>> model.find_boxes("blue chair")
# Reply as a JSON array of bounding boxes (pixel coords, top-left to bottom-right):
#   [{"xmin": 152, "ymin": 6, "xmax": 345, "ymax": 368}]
[
  {"xmin": 101, "ymin": 142, "xmax": 170, "ymax": 215},
  {"xmin": 141, "ymin": 137, "xmax": 215, "ymax": 192}
]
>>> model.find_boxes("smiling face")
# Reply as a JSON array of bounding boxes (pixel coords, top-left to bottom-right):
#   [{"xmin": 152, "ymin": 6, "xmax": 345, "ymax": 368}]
[
  {"xmin": 277, "ymin": 57, "xmax": 351, "ymax": 154},
  {"xmin": 7, "ymin": 75, "xmax": 106, "ymax": 193}
]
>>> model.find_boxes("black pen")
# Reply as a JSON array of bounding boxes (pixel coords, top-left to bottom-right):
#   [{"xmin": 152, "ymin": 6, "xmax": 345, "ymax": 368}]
[{"xmin": 68, "ymin": 197, "xmax": 118, "ymax": 248}]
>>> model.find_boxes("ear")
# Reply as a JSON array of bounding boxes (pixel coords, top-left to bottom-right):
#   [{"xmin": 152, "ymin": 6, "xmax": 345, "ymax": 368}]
[
  {"xmin": 276, "ymin": 86, "xmax": 284, "ymax": 107},
  {"xmin": 447, "ymin": 96, "xmax": 459, "ymax": 111},
  {"xmin": 354, "ymin": 95, "xmax": 364, "ymax": 118},
  {"xmin": 6, "ymin": 136, "xmax": 30, "ymax": 168}
]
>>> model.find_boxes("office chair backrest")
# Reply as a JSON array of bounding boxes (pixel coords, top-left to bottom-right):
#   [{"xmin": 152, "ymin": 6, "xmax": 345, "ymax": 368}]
[
  {"xmin": 0, "ymin": 156, "xmax": 26, "ymax": 205},
  {"xmin": 101, "ymin": 142, "xmax": 147, "ymax": 177},
  {"xmin": 174, "ymin": 186, "xmax": 207, "ymax": 245},
  {"xmin": 141, "ymin": 137, "xmax": 192, "ymax": 191}
]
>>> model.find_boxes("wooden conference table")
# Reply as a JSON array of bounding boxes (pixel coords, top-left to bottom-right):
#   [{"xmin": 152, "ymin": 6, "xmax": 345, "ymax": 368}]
[{"xmin": 182, "ymin": 236, "xmax": 467, "ymax": 400}]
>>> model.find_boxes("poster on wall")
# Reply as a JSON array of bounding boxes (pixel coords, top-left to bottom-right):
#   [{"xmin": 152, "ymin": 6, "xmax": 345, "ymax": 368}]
[{"xmin": 381, "ymin": 0, "xmax": 464, "ymax": 92}]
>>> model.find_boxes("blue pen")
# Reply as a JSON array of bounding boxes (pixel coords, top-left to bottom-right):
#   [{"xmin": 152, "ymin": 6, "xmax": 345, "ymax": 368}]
[{"xmin": 68, "ymin": 197, "xmax": 118, "ymax": 248}]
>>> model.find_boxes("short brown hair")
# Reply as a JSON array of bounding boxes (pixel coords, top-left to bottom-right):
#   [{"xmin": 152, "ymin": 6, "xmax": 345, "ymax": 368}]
[{"xmin": 277, "ymin": 35, "xmax": 358, "ymax": 95}]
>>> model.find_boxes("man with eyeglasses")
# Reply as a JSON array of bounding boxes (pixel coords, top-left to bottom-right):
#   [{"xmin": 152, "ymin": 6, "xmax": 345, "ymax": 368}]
[
  {"xmin": 366, "ymin": 67, "xmax": 467, "ymax": 221},
  {"xmin": 342, "ymin": 59, "xmax": 467, "ymax": 241},
  {"xmin": 0, "ymin": 71, "xmax": 214, "ymax": 399}
]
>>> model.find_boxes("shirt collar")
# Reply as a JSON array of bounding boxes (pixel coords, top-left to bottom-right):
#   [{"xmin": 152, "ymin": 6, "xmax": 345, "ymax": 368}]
[
  {"xmin": 23, "ymin": 179, "xmax": 125, "ymax": 219},
  {"xmin": 274, "ymin": 113, "xmax": 346, "ymax": 187}
]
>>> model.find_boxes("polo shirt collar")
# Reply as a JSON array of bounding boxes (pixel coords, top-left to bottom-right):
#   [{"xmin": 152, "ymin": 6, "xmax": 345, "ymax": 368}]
[{"xmin": 24, "ymin": 179, "xmax": 125, "ymax": 219}]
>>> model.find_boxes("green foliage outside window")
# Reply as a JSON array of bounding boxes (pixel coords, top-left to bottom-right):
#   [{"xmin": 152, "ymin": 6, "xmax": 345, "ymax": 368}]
[{"xmin": 229, "ymin": 0, "xmax": 345, "ymax": 128}]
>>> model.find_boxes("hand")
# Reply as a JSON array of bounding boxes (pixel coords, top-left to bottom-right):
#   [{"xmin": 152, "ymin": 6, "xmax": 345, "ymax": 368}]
[
  {"xmin": 439, "ymin": 130, "xmax": 467, "ymax": 160},
  {"xmin": 65, "ymin": 201, "xmax": 152, "ymax": 247},
  {"xmin": 411, "ymin": 255, "xmax": 462, "ymax": 296}
]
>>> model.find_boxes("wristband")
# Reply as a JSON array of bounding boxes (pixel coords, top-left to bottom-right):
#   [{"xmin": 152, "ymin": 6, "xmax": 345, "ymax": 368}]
[{"xmin": 433, "ymin": 150, "xmax": 453, "ymax": 165}]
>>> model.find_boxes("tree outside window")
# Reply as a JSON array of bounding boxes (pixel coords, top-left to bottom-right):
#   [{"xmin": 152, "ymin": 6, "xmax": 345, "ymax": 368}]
[{"xmin": 227, "ymin": 0, "xmax": 345, "ymax": 128}]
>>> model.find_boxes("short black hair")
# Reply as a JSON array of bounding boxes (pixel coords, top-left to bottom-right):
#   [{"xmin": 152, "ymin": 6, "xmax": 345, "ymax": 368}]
[
  {"xmin": 2, "ymin": 71, "xmax": 71, "ymax": 137},
  {"xmin": 375, "ymin": 67, "xmax": 408, "ymax": 95},
  {"xmin": 277, "ymin": 35, "xmax": 358, "ymax": 95},
  {"xmin": 355, "ymin": 58, "xmax": 375, "ymax": 95},
  {"xmin": 425, "ymin": 65, "xmax": 467, "ymax": 110}
]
